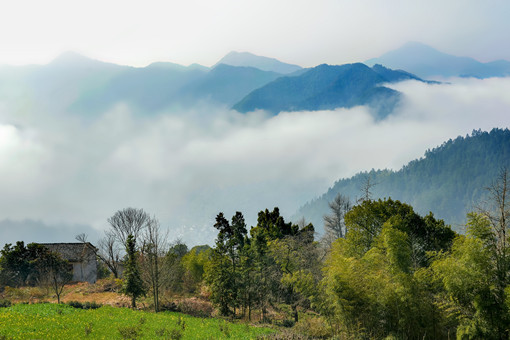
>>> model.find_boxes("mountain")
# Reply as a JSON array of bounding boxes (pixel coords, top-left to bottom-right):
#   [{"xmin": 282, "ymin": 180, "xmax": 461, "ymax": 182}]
[
  {"xmin": 366, "ymin": 42, "xmax": 510, "ymax": 79},
  {"xmin": 232, "ymin": 63, "xmax": 426, "ymax": 118},
  {"xmin": 0, "ymin": 52, "xmax": 127, "ymax": 114},
  {"xmin": 293, "ymin": 128, "xmax": 510, "ymax": 234},
  {"xmin": 215, "ymin": 51, "xmax": 302, "ymax": 74},
  {"xmin": 0, "ymin": 52, "xmax": 289, "ymax": 115},
  {"xmin": 70, "ymin": 60, "xmax": 208, "ymax": 114},
  {"xmin": 179, "ymin": 64, "xmax": 284, "ymax": 106}
]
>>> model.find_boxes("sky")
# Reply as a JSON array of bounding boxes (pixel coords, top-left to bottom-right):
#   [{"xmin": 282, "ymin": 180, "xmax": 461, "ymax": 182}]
[
  {"xmin": 1, "ymin": 0, "xmax": 510, "ymax": 246},
  {"xmin": 1, "ymin": 0, "xmax": 510, "ymax": 67}
]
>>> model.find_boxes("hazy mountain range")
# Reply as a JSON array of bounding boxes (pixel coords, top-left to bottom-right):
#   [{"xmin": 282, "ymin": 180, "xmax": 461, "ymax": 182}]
[
  {"xmin": 2, "ymin": 43, "xmax": 509, "ymax": 120},
  {"xmin": 293, "ymin": 128, "xmax": 510, "ymax": 234},
  {"xmin": 366, "ymin": 41, "xmax": 510, "ymax": 79}
]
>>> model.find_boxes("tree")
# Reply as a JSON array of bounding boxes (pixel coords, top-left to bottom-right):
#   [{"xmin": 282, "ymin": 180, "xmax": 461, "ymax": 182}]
[
  {"xmin": 108, "ymin": 207, "xmax": 153, "ymax": 246},
  {"xmin": 122, "ymin": 235, "xmax": 146, "ymax": 308},
  {"xmin": 206, "ymin": 212, "xmax": 248, "ymax": 316},
  {"xmin": 139, "ymin": 218, "xmax": 168, "ymax": 312},
  {"xmin": 433, "ymin": 168, "xmax": 510, "ymax": 339},
  {"xmin": 0, "ymin": 242, "xmax": 63, "ymax": 287},
  {"xmin": 76, "ymin": 232, "xmax": 121, "ymax": 278},
  {"xmin": 0, "ymin": 241, "xmax": 33, "ymax": 287},
  {"xmin": 270, "ymin": 223, "xmax": 319, "ymax": 323},
  {"xmin": 358, "ymin": 174, "xmax": 376, "ymax": 203},
  {"xmin": 323, "ymin": 193, "xmax": 351, "ymax": 242},
  {"xmin": 344, "ymin": 198, "xmax": 455, "ymax": 265},
  {"xmin": 38, "ymin": 251, "xmax": 73, "ymax": 304}
]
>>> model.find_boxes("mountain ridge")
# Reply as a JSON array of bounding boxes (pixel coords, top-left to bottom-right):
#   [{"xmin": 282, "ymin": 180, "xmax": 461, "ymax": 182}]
[
  {"xmin": 214, "ymin": 51, "xmax": 302, "ymax": 74},
  {"xmin": 293, "ymin": 128, "xmax": 510, "ymax": 233},
  {"xmin": 366, "ymin": 41, "xmax": 510, "ymax": 78},
  {"xmin": 232, "ymin": 63, "xmax": 427, "ymax": 118}
]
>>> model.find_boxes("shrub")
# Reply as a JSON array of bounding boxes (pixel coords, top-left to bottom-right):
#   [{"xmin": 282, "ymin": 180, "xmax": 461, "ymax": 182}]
[
  {"xmin": 118, "ymin": 325, "xmax": 142, "ymax": 340},
  {"xmin": 293, "ymin": 317, "xmax": 332, "ymax": 339},
  {"xmin": 218, "ymin": 320, "xmax": 231, "ymax": 338},
  {"xmin": 258, "ymin": 329, "xmax": 309, "ymax": 339},
  {"xmin": 94, "ymin": 277, "xmax": 123, "ymax": 293},
  {"xmin": 275, "ymin": 319, "xmax": 295, "ymax": 328},
  {"xmin": 0, "ymin": 299, "xmax": 11, "ymax": 308},
  {"xmin": 66, "ymin": 301, "xmax": 102, "ymax": 309},
  {"xmin": 169, "ymin": 328, "xmax": 184, "ymax": 340},
  {"xmin": 159, "ymin": 301, "xmax": 179, "ymax": 312},
  {"xmin": 177, "ymin": 298, "xmax": 213, "ymax": 318},
  {"xmin": 84, "ymin": 322, "xmax": 93, "ymax": 337}
]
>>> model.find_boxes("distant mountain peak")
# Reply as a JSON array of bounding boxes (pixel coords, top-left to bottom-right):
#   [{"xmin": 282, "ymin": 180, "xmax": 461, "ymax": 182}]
[
  {"xmin": 49, "ymin": 51, "xmax": 119, "ymax": 69},
  {"xmin": 366, "ymin": 42, "xmax": 510, "ymax": 79},
  {"xmin": 51, "ymin": 51, "xmax": 91, "ymax": 64},
  {"xmin": 215, "ymin": 51, "xmax": 302, "ymax": 74}
]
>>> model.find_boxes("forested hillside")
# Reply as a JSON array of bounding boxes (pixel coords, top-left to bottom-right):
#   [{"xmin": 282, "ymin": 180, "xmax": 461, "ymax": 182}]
[
  {"xmin": 295, "ymin": 128, "xmax": 510, "ymax": 233},
  {"xmin": 232, "ymin": 63, "xmax": 426, "ymax": 118}
]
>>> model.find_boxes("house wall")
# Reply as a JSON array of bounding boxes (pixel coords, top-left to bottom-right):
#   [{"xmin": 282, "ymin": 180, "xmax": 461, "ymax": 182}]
[
  {"xmin": 72, "ymin": 258, "xmax": 97, "ymax": 283},
  {"xmin": 42, "ymin": 243, "xmax": 98, "ymax": 284}
]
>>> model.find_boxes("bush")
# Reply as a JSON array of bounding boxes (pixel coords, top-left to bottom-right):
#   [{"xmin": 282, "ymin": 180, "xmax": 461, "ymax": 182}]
[
  {"xmin": 118, "ymin": 325, "xmax": 142, "ymax": 340},
  {"xmin": 275, "ymin": 319, "xmax": 295, "ymax": 328},
  {"xmin": 258, "ymin": 329, "xmax": 309, "ymax": 339},
  {"xmin": 293, "ymin": 317, "xmax": 332, "ymax": 339},
  {"xmin": 169, "ymin": 328, "xmax": 184, "ymax": 340},
  {"xmin": 159, "ymin": 301, "xmax": 179, "ymax": 312},
  {"xmin": 0, "ymin": 299, "xmax": 11, "ymax": 308},
  {"xmin": 94, "ymin": 277, "xmax": 123, "ymax": 293},
  {"xmin": 66, "ymin": 301, "xmax": 102, "ymax": 309},
  {"xmin": 177, "ymin": 298, "xmax": 213, "ymax": 318}
]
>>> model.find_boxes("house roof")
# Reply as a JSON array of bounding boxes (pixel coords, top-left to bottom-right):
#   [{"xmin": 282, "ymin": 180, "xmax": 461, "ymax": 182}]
[{"xmin": 40, "ymin": 242, "xmax": 96, "ymax": 262}]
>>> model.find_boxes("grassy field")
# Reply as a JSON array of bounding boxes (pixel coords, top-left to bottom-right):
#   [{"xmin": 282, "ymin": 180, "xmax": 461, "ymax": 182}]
[{"xmin": 0, "ymin": 303, "xmax": 275, "ymax": 339}]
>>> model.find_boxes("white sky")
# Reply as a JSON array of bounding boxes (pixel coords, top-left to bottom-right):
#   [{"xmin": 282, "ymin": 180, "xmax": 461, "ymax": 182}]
[{"xmin": 1, "ymin": 0, "xmax": 509, "ymax": 67}]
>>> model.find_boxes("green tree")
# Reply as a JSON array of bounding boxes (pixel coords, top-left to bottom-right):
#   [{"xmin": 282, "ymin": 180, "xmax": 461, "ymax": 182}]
[
  {"xmin": 432, "ymin": 169, "xmax": 510, "ymax": 339},
  {"xmin": 0, "ymin": 241, "xmax": 33, "ymax": 286},
  {"xmin": 344, "ymin": 198, "xmax": 455, "ymax": 266},
  {"xmin": 122, "ymin": 235, "xmax": 146, "ymax": 308},
  {"xmin": 270, "ymin": 223, "xmax": 318, "ymax": 323},
  {"xmin": 321, "ymin": 199, "xmax": 455, "ymax": 338},
  {"xmin": 38, "ymin": 251, "xmax": 73, "ymax": 304},
  {"xmin": 206, "ymin": 213, "xmax": 235, "ymax": 315}
]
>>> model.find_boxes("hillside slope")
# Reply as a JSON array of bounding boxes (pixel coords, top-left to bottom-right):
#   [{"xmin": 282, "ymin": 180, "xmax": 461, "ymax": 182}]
[
  {"xmin": 233, "ymin": 63, "xmax": 425, "ymax": 118},
  {"xmin": 294, "ymin": 128, "xmax": 510, "ymax": 233}
]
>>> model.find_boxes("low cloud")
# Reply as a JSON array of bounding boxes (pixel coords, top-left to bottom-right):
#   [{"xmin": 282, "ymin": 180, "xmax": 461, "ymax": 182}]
[{"xmin": 1, "ymin": 77, "xmax": 510, "ymax": 246}]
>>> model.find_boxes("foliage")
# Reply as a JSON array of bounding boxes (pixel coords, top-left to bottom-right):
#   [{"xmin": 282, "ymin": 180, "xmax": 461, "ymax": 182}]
[
  {"xmin": 122, "ymin": 235, "xmax": 146, "ymax": 308},
  {"xmin": 321, "ymin": 198, "xmax": 455, "ymax": 338},
  {"xmin": 0, "ymin": 242, "xmax": 61, "ymax": 287},
  {"xmin": 176, "ymin": 298, "xmax": 213, "ymax": 318},
  {"xmin": 205, "ymin": 212, "xmax": 247, "ymax": 316},
  {"xmin": 432, "ymin": 213, "xmax": 510, "ymax": 339},
  {"xmin": 66, "ymin": 301, "xmax": 102, "ymax": 310},
  {"xmin": 0, "ymin": 303, "xmax": 274, "ymax": 339},
  {"xmin": 0, "ymin": 242, "xmax": 73, "ymax": 303},
  {"xmin": 298, "ymin": 128, "xmax": 510, "ymax": 232}
]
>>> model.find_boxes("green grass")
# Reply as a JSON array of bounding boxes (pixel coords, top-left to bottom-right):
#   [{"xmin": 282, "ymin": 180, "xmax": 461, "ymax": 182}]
[{"xmin": 0, "ymin": 303, "xmax": 275, "ymax": 339}]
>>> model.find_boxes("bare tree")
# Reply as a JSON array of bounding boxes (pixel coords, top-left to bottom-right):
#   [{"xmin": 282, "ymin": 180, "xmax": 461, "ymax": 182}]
[
  {"xmin": 323, "ymin": 193, "xmax": 352, "ymax": 240},
  {"xmin": 139, "ymin": 217, "xmax": 169, "ymax": 312},
  {"xmin": 76, "ymin": 231, "xmax": 121, "ymax": 278},
  {"xmin": 358, "ymin": 174, "xmax": 377, "ymax": 203},
  {"xmin": 108, "ymin": 207, "xmax": 152, "ymax": 246},
  {"xmin": 480, "ymin": 168, "xmax": 510, "ymax": 249}
]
